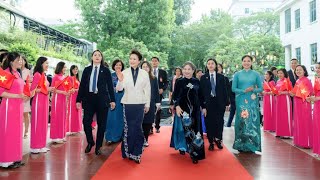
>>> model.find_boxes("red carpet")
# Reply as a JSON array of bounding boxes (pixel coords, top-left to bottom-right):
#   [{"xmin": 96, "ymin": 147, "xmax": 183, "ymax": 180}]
[{"xmin": 93, "ymin": 127, "xmax": 253, "ymax": 180}]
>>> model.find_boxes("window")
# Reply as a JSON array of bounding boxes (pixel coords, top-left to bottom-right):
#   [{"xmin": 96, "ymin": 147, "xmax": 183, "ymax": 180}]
[
  {"xmin": 285, "ymin": 8, "xmax": 291, "ymax": 33},
  {"xmin": 245, "ymin": 8, "xmax": 249, "ymax": 14},
  {"xmin": 295, "ymin": 9, "xmax": 300, "ymax": 29},
  {"xmin": 311, "ymin": 43, "xmax": 318, "ymax": 64},
  {"xmin": 295, "ymin": 47, "xmax": 301, "ymax": 63},
  {"xmin": 310, "ymin": 0, "xmax": 317, "ymax": 22}
]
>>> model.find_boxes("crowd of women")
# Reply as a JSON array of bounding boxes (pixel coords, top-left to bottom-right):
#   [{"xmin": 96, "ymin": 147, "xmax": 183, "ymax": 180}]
[
  {"xmin": 0, "ymin": 48, "xmax": 319, "ymax": 168},
  {"xmin": 0, "ymin": 49, "xmax": 82, "ymax": 168},
  {"xmin": 262, "ymin": 58, "xmax": 320, "ymax": 157}
]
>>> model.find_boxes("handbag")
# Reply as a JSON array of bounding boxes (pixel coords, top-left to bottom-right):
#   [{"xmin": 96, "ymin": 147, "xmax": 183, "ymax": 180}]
[
  {"xmin": 181, "ymin": 112, "xmax": 192, "ymax": 128},
  {"xmin": 191, "ymin": 132, "xmax": 204, "ymax": 150}
]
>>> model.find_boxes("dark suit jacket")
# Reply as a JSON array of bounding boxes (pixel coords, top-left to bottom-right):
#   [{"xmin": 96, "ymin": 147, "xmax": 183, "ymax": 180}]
[
  {"xmin": 157, "ymin": 69, "xmax": 168, "ymax": 99},
  {"xmin": 200, "ymin": 72, "xmax": 228, "ymax": 110},
  {"xmin": 144, "ymin": 78, "xmax": 161, "ymax": 123},
  {"xmin": 76, "ymin": 65, "xmax": 115, "ymax": 109},
  {"xmin": 288, "ymin": 69, "xmax": 296, "ymax": 87}
]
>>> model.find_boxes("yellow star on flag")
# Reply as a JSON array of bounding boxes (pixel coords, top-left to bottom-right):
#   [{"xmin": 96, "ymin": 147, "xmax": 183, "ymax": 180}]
[
  {"xmin": 0, "ymin": 75, "xmax": 7, "ymax": 83},
  {"xmin": 301, "ymin": 88, "xmax": 307, "ymax": 94},
  {"xmin": 64, "ymin": 81, "xmax": 69, "ymax": 85}
]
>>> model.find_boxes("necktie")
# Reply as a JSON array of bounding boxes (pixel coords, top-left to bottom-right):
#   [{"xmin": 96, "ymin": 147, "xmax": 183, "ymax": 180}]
[
  {"xmin": 154, "ymin": 69, "xmax": 158, "ymax": 78},
  {"xmin": 210, "ymin": 74, "xmax": 216, "ymax": 96},
  {"xmin": 92, "ymin": 66, "xmax": 98, "ymax": 92}
]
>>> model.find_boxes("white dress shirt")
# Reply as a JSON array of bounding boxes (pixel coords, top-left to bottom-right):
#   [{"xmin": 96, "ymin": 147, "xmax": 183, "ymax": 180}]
[{"xmin": 89, "ymin": 64, "xmax": 100, "ymax": 93}]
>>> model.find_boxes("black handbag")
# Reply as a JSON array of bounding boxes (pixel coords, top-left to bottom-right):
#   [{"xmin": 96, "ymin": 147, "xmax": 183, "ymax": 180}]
[
  {"xmin": 181, "ymin": 112, "xmax": 192, "ymax": 127},
  {"xmin": 191, "ymin": 132, "xmax": 204, "ymax": 150}
]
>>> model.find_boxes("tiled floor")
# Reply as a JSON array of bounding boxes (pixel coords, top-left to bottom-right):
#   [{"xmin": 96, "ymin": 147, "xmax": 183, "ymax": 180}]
[{"xmin": 1, "ymin": 125, "xmax": 320, "ymax": 180}]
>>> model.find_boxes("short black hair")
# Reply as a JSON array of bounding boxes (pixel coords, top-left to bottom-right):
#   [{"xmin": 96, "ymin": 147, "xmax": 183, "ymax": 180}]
[
  {"xmin": 241, "ymin": 55, "xmax": 253, "ymax": 70},
  {"xmin": 111, "ymin": 59, "xmax": 125, "ymax": 71},
  {"xmin": 0, "ymin": 49, "xmax": 8, "ymax": 52},
  {"xmin": 277, "ymin": 68, "xmax": 289, "ymax": 78},
  {"xmin": 291, "ymin": 58, "xmax": 298, "ymax": 61},
  {"xmin": 294, "ymin": 65, "xmax": 308, "ymax": 77},
  {"xmin": 54, "ymin": 61, "xmax": 66, "ymax": 74},
  {"xmin": 130, "ymin": 49, "xmax": 143, "ymax": 61},
  {"xmin": 270, "ymin": 66, "xmax": 277, "ymax": 71},
  {"xmin": 151, "ymin": 57, "xmax": 159, "ymax": 62},
  {"xmin": 2, "ymin": 52, "xmax": 20, "ymax": 74},
  {"xmin": 174, "ymin": 67, "xmax": 182, "ymax": 75},
  {"xmin": 265, "ymin": 70, "xmax": 274, "ymax": 82}
]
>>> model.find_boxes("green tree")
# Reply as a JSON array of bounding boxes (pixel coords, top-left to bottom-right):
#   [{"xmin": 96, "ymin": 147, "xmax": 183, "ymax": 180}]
[
  {"xmin": 168, "ymin": 10, "xmax": 233, "ymax": 70},
  {"xmin": 52, "ymin": 20, "xmax": 86, "ymax": 39},
  {"xmin": 173, "ymin": 0, "xmax": 194, "ymax": 25},
  {"xmin": 104, "ymin": 37, "xmax": 168, "ymax": 69},
  {"xmin": 234, "ymin": 12, "xmax": 280, "ymax": 39},
  {"xmin": 75, "ymin": 0, "xmax": 175, "ymax": 53}
]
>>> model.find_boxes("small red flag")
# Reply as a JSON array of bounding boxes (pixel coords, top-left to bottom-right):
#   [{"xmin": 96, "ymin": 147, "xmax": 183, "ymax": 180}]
[
  {"xmin": 38, "ymin": 73, "xmax": 48, "ymax": 95},
  {"xmin": 73, "ymin": 76, "xmax": 79, "ymax": 89},
  {"xmin": 0, "ymin": 67, "xmax": 15, "ymax": 90},
  {"xmin": 314, "ymin": 77, "xmax": 320, "ymax": 93},
  {"xmin": 62, "ymin": 76, "xmax": 73, "ymax": 91},
  {"xmin": 263, "ymin": 81, "xmax": 270, "ymax": 91},
  {"xmin": 56, "ymin": 76, "xmax": 72, "ymax": 91},
  {"xmin": 269, "ymin": 83, "xmax": 278, "ymax": 95},
  {"xmin": 23, "ymin": 75, "xmax": 31, "ymax": 97},
  {"xmin": 295, "ymin": 83, "xmax": 310, "ymax": 101}
]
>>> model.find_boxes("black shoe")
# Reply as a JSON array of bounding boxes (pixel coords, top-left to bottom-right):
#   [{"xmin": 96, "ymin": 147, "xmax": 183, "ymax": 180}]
[
  {"xmin": 179, "ymin": 150, "xmax": 185, "ymax": 155},
  {"xmin": 208, "ymin": 144, "xmax": 214, "ymax": 151},
  {"xmin": 192, "ymin": 159, "xmax": 198, "ymax": 164},
  {"xmin": 156, "ymin": 129, "xmax": 160, "ymax": 133},
  {"xmin": 134, "ymin": 159, "xmax": 141, "ymax": 164},
  {"xmin": 95, "ymin": 149, "xmax": 102, "ymax": 156},
  {"xmin": 7, "ymin": 161, "xmax": 25, "ymax": 169},
  {"xmin": 85, "ymin": 143, "xmax": 95, "ymax": 153},
  {"xmin": 215, "ymin": 140, "xmax": 223, "ymax": 149},
  {"xmin": 149, "ymin": 129, "xmax": 153, "ymax": 134}
]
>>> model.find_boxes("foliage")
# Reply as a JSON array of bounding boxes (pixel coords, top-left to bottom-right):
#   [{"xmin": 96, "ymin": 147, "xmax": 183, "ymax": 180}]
[
  {"xmin": 173, "ymin": 0, "xmax": 194, "ymax": 25},
  {"xmin": 0, "ymin": 30, "xmax": 88, "ymax": 65},
  {"xmin": 234, "ymin": 12, "xmax": 280, "ymax": 39},
  {"xmin": 169, "ymin": 10, "xmax": 234, "ymax": 71},
  {"xmin": 9, "ymin": 43, "xmax": 38, "ymax": 64},
  {"xmin": 75, "ymin": 0, "xmax": 175, "ymax": 52},
  {"xmin": 103, "ymin": 37, "xmax": 168, "ymax": 69},
  {"xmin": 52, "ymin": 20, "xmax": 87, "ymax": 39}
]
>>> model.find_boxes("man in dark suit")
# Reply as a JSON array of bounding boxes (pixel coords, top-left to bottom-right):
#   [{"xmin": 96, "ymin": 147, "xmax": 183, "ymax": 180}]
[
  {"xmin": 287, "ymin": 58, "xmax": 298, "ymax": 87},
  {"xmin": 76, "ymin": 50, "xmax": 115, "ymax": 155},
  {"xmin": 151, "ymin": 57, "xmax": 168, "ymax": 133},
  {"xmin": 200, "ymin": 58, "xmax": 228, "ymax": 151}
]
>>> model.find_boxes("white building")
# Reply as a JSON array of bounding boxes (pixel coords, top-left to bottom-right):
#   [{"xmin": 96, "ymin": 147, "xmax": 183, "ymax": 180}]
[
  {"xmin": 276, "ymin": 0, "xmax": 319, "ymax": 73},
  {"xmin": 228, "ymin": 0, "xmax": 283, "ymax": 17}
]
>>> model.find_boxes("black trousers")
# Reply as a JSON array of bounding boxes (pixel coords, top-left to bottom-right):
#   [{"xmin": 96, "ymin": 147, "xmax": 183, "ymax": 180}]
[
  {"xmin": 142, "ymin": 123, "xmax": 153, "ymax": 142},
  {"xmin": 204, "ymin": 97, "xmax": 225, "ymax": 144},
  {"xmin": 83, "ymin": 94, "xmax": 108, "ymax": 150},
  {"xmin": 227, "ymin": 103, "xmax": 236, "ymax": 127},
  {"xmin": 155, "ymin": 99, "xmax": 162, "ymax": 130}
]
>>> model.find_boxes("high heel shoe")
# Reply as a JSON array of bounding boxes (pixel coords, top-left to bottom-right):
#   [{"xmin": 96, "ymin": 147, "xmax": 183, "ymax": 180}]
[{"xmin": 179, "ymin": 150, "xmax": 185, "ymax": 155}]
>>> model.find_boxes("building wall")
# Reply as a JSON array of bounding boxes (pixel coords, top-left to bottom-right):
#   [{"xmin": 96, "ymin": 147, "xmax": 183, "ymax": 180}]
[
  {"xmin": 229, "ymin": 0, "xmax": 283, "ymax": 17},
  {"xmin": 279, "ymin": 0, "xmax": 319, "ymax": 74}
]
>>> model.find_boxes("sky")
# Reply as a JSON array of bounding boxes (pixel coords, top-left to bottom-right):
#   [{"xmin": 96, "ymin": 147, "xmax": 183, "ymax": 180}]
[{"xmin": 19, "ymin": 0, "xmax": 232, "ymax": 24}]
